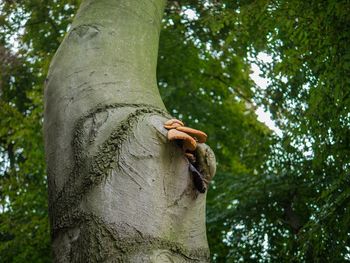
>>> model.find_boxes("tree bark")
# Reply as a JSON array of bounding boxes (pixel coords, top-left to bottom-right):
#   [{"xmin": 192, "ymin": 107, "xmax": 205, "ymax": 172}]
[{"xmin": 44, "ymin": 0, "xmax": 215, "ymax": 262}]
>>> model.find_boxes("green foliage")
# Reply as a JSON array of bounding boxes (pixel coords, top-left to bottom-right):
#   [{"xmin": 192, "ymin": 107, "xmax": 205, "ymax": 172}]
[
  {"xmin": 187, "ymin": 0, "xmax": 350, "ymax": 261},
  {"xmin": 1, "ymin": 0, "xmax": 349, "ymax": 262},
  {"xmin": 0, "ymin": 1, "xmax": 78, "ymax": 262}
]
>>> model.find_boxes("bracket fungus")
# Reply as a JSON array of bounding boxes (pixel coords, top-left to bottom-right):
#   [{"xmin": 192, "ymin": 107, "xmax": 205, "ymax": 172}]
[
  {"xmin": 164, "ymin": 119, "xmax": 212, "ymax": 193},
  {"xmin": 167, "ymin": 129, "xmax": 197, "ymax": 152},
  {"xmin": 164, "ymin": 118, "xmax": 185, "ymax": 129},
  {"xmin": 176, "ymin": 126, "xmax": 207, "ymax": 143}
]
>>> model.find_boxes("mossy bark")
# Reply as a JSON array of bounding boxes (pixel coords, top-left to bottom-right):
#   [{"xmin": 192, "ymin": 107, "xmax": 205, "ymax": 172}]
[{"xmin": 44, "ymin": 0, "xmax": 215, "ymax": 262}]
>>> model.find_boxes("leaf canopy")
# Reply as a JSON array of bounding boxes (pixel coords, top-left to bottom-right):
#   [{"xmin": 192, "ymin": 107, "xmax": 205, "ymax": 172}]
[{"xmin": 1, "ymin": 0, "xmax": 349, "ymax": 262}]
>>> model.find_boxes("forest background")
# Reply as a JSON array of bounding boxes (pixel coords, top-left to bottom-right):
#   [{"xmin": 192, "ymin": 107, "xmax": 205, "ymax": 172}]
[{"xmin": 0, "ymin": 0, "xmax": 349, "ymax": 262}]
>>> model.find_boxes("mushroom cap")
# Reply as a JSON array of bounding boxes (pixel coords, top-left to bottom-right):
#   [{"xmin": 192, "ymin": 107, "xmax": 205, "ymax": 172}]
[
  {"xmin": 183, "ymin": 139, "xmax": 197, "ymax": 152},
  {"xmin": 176, "ymin": 126, "xmax": 207, "ymax": 143},
  {"xmin": 164, "ymin": 122, "xmax": 183, "ymax": 130},
  {"xmin": 164, "ymin": 119, "xmax": 184, "ymax": 127},
  {"xmin": 167, "ymin": 129, "xmax": 197, "ymax": 152}
]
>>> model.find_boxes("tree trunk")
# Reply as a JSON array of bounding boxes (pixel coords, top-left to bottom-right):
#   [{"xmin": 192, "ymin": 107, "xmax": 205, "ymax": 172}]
[{"xmin": 44, "ymin": 0, "xmax": 215, "ymax": 262}]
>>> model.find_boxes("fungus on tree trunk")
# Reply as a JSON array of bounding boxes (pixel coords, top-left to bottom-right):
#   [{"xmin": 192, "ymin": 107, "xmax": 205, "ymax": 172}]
[{"xmin": 44, "ymin": 0, "xmax": 216, "ymax": 262}]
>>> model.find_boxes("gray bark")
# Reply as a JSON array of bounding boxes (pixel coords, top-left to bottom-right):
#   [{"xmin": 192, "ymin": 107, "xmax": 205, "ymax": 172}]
[{"xmin": 44, "ymin": 0, "xmax": 216, "ymax": 262}]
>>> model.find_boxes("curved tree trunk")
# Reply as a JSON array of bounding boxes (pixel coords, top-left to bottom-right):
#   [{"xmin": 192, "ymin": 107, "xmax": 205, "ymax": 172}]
[{"xmin": 44, "ymin": 0, "xmax": 215, "ymax": 262}]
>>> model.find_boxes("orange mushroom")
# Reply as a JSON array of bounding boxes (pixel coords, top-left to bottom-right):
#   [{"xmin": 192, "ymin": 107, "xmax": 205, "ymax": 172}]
[
  {"xmin": 164, "ymin": 119, "xmax": 184, "ymax": 127},
  {"xmin": 176, "ymin": 126, "xmax": 207, "ymax": 143},
  {"xmin": 167, "ymin": 129, "xmax": 197, "ymax": 152},
  {"xmin": 164, "ymin": 118, "xmax": 211, "ymax": 193},
  {"xmin": 164, "ymin": 122, "xmax": 183, "ymax": 130}
]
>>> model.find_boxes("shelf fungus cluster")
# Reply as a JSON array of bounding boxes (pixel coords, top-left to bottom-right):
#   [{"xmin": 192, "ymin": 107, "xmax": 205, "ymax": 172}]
[{"xmin": 164, "ymin": 119, "xmax": 213, "ymax": 193}]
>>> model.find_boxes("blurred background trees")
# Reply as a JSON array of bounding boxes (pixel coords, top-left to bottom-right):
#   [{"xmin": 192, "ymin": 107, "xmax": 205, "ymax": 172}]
[{"xmin": 0, "ymin": 0, "xmax": 349, "ymax": 262}]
